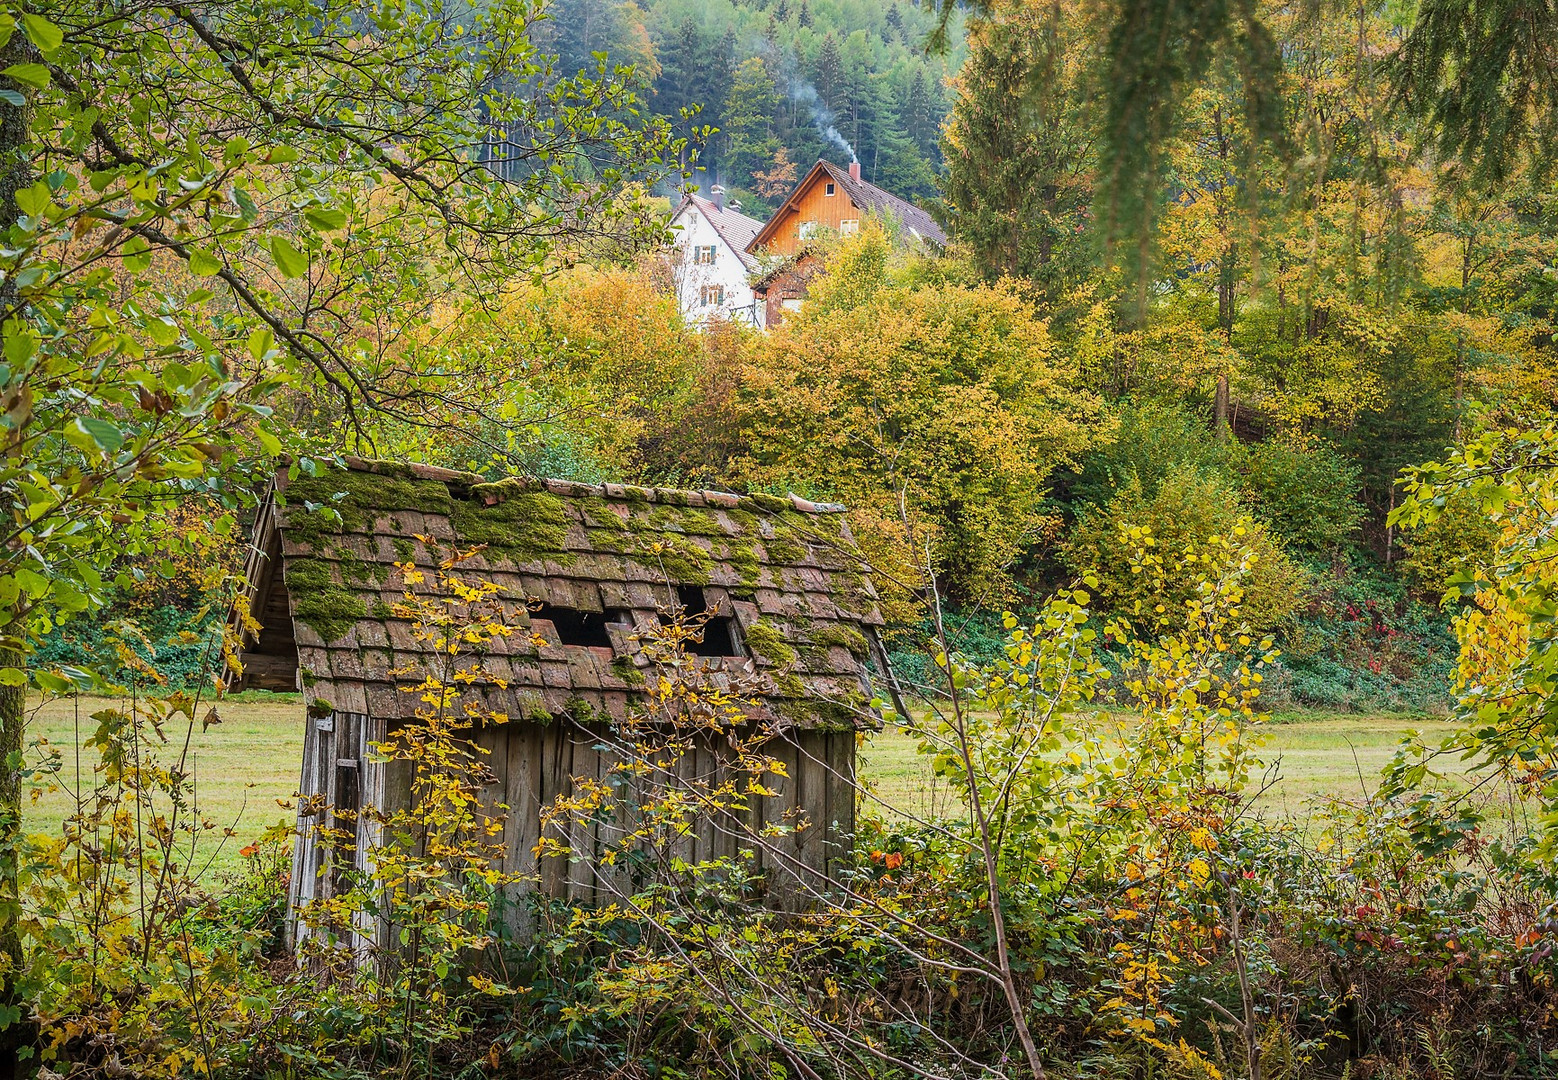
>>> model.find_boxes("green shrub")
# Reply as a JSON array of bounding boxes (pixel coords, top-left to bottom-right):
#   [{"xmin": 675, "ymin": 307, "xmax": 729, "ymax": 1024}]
[
  {"xmin": 882, "ymin": 607, "xmax": 1012, "ymax": 694},
  {"xmin": 1073, "ymin": 399, "xmax": 1363, "ymax": 556},
  {"xmin": 1065, "ymin": 466, "xmax": 1310, "ymax": 634},
  {"xmin": 1230, "ymin": 436, "xmax": 1363, "ymax": 552},
  {"xmin": 34, "ymin": 601, "xmax": 224, "ymax": 690},
  {"xmin": 1072, "ymin": 398, "xmax": 1228, "ymax": 507}
]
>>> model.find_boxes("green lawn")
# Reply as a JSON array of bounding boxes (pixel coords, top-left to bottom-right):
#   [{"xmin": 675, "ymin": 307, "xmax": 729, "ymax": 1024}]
[
  {"xmin": 23, "ymin": 692, "xmax": 304, "ymax": 880},
  {"xmin": 20, "ymin": 695, "xmax": 1494, "ymax": 882},
  {"xmin": 859, "ymin": 713, "xmax": 1483, "ymax": 824}
]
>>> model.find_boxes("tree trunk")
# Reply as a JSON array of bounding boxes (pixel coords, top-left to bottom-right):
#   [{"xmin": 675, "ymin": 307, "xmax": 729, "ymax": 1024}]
[
  {"xmin": 1214, "ymin": 374, "xmax": 1230, "ymax": 441},
  {"xmin": 0, "ymin": 25, "xmax": 37, "ymax": 1072}
]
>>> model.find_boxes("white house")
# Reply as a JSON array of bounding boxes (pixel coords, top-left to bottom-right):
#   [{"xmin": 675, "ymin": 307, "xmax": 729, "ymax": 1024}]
[{"xmin": 668, "ymin": 187, "xmax": 765, "ymax": 328}]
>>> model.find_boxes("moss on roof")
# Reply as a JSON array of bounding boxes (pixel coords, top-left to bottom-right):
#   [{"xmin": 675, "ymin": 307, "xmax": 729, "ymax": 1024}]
[
  {"xmin": 285, "ymin": 558, "xmax": 367, "ymax": 643},
  {"xmin": 248, "ymin": 458, "xmax": 885, "ymax": 729},
  {"xmin": 450, "ymin": 486, "xmax": 570, "ymax": 565},
  {"xmin": 283, "ymin": 468, "xmax": 453, "ymax": 547}
]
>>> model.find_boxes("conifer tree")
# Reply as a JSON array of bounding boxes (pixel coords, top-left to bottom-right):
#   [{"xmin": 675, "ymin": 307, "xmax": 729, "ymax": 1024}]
[
  {"xmin": 1394, "ymin": 0, "xmax": 1558, "ymax": 186},
  {"xmin": 942, "ymin": 2, "xmax": 1094, "ymax": 297},
  {"xmin": 654, "ymin": 18, "xmax": 709, "ymax": 171},
  {"xmin": 817, "ymin": 33, "xmax": 844, "ymax": 107},
  {"xmin": 901, "ymin": 69, "xmax": 939, "ymax": 160},
  {"xmin": 724, "ymin": 56, "xmax": 783, "ymax": 184},
  {"xmin": 886, "ymin": 3, "xmax": 905, "ymax": 42}
]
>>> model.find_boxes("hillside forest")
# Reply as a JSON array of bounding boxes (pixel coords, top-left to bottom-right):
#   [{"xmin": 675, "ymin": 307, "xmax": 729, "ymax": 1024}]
[
  {"xmin": 7, "ymin": 0, "xmax": 1558, "ymax": 1077},
  {"xmin": 534, "ymin": 0, "xmax": 959, "ymax": 206}
]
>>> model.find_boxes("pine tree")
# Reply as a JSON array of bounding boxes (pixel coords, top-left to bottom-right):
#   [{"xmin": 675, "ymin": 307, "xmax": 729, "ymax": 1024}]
[
  {"xmin": 885, "ymin": 3, "xmax": 905, "ymax": 42},
  {"xmin": 901, "ymin": 69, "xmax": 937, "ymax": 159},
  {"xmin": 654, "ymin": 18, "xmax": 708, "ymax": 169},
  {"xmin": 706, "ymin": 29, "xmax": 738, "ymax": 169},
  {"xmin": 941, "ymin": 2, "xmax": 1094, "ymax": 297},
  {"xmin": 724, "ymin": 56, "xmax": 782, "ymax": 185},
  {"xmin": 817, "ymin": 34, "xmax": 844, "ymax": 113},
  {"xmin": 878, "ymin": 73, "xmax": 938, "ymax": 197},
  {"xmin": 798, "ymin": 0, "xmax": 811, "ymax": 29}
]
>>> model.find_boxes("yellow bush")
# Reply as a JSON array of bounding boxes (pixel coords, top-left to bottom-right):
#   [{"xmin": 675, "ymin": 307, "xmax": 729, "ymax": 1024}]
[
  {"xmin": 738, "ymin": 227, "xmax": 1104, "ymax": 605},
  {"xmin": 1065, "ymin": 466, "xmax": 1309, "ymax": 634}
]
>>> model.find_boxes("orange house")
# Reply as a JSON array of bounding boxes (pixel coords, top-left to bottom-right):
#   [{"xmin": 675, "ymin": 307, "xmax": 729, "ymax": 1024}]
[{"xmin": 747, "ymin": 159, "xmax": 946, "ymax": 258}]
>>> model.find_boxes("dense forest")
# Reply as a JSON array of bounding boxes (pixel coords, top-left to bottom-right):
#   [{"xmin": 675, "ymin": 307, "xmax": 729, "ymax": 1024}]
[
  {"xmin": 7, "ymin": 0, "xmax": 1558, "ymax": 1077},
  {"xmin": 530, "ymin": 0, "xmax": 960, "ymax": 206}
]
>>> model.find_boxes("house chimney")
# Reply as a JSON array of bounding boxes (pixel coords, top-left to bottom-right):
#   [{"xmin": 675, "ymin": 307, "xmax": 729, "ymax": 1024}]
[
  {"xmin": 710, "ymin": 184, "xmax": 726, "ymax": 211},
  {"xmin": 848, "ymin": 160, "xmax": 861, "ymax": 182}
]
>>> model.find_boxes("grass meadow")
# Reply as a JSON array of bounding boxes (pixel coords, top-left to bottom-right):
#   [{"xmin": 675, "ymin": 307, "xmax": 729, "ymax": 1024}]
[
  {"xmin": 22, "ymin": 695, "xmax": 1490, "ymax": 880},
  {"xmin": 860, "ymin": 712, "xmax": 1486, "ymax": 824}
]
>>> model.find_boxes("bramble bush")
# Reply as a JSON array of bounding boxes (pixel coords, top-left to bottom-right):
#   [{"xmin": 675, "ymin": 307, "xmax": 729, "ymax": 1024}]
[{"xmin": 1275, "ymin": 554, "xmax": 1456, "ymax": 714}]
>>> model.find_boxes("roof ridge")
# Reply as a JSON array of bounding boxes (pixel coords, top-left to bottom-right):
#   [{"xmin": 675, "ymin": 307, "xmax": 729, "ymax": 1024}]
[
  {"xmin": 835, "ymin": 165, "xmax": 921, "ymax": 217},
  {"xmin": 687, "ymin": 192, "xmax": 764, "ymax": 226},
  {"xmin": 328, "ymin": 456, "xmax": 848, "ymax": 515}
]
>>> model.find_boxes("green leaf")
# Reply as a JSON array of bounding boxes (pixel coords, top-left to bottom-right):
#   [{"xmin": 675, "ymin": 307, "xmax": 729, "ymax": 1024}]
[
  {"xmin": 121, "ymin": 235, "xmax": 151, "ymax": 272},
  {"xmin": 233, "ymin": 186, "xmax": 259, "ymax": 221},
  {"xmin": 14, "ymin": 567, "xmax": 47, "ymax": 598},
  {"xmin": 0, "ymin": 90, "xmax": 23, "ymax": 106},
  {"xmin": 2, "ymin": 62, "xmax": 50, "ymax": 89},
  {"xmin": 247, "ymin": 328, "xmax": 276, "ymax": 362},
  {"xmin": 21, "ymin": 13, "xmax": 62, "ymax": 53},
  {"xmin": 268, "ymin": 235, "xmax": 308, "ymax": 278},
  {"xmin": 187, "ymin": 248, "xmax": 222, "ymax": 276},
  {"xmin": 304, "ymin": 206, "xmax": 347, "ymax": 232},
  {"xmin": 68, "ymin": 416, "xmax": 124, "ymax": 455},
  {"xmin": 146, "ymin": 316, "xmax": 179, "ymax": 346},
  {"xmin": 14, "ymin": 181, "xmax": 50, "ymax": 217},
  {"xmin": 267, "ymin": 145, "xmax": 300, "ymax": 164},
  {"xmin": 255, "ymin": 425, "xmax": 282, "ymax": 456},
  {"xmin": 34, "ymin": 670, "xmax": 72, "ymax": 693}
]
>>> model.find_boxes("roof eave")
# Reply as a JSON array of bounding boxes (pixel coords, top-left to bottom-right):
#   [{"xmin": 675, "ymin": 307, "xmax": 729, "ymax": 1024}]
[{"xmin": 747, "ymin": 160, "xmax": 838, "ymax": 253}]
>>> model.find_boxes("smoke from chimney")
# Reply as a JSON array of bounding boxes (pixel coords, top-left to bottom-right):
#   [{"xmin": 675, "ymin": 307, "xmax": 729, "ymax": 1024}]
[{"xmin": 768, "ymin": 49, "xmax": 857, "ymax": 163}]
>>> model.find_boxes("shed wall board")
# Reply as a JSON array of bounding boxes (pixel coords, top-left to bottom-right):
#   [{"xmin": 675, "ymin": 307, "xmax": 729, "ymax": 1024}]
[{"xmin": 290, "ymin": 711, "xmax": 859, "ymax": 955}]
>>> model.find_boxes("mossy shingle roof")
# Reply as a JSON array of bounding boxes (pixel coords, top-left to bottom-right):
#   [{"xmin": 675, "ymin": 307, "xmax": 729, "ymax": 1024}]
[{"xmin": 234, "ymin": 458, "xmax": 887, "ymax": 729}]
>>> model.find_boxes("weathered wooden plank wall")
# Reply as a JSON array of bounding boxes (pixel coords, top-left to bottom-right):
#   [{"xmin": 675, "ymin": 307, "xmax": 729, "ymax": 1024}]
[
  {"xmin": 289, "ymin": 711, "xmax": 861, "ymax": 953},
  {"xmin": 288, "ymin": 710, "xmax": 377, "ymax": 951}
]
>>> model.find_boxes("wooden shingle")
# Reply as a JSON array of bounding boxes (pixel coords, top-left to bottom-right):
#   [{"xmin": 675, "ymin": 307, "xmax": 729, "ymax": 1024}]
[{"xmin": 228, "ymin": 459, "xmax": 898, "ymax": 725}]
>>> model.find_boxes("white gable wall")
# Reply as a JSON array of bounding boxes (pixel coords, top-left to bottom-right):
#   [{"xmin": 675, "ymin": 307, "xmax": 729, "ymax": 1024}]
[{"xmin": 669, "ymin": 203, "xmax": 763, "ymax": 329}]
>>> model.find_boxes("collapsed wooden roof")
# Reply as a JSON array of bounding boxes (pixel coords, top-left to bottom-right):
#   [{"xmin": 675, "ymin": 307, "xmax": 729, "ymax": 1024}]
[{"xmin": 230, "ymin": 458, "xmax": 896, "ymax": 729}]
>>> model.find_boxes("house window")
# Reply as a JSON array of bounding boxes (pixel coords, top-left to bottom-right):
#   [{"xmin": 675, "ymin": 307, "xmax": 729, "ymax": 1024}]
[
  {"xmin": 824, "ymin": 182, "xmax": 836, "ymax": 196},
  {"xmin": 781, "ymin": 298, "xmax": 804, "ymax": 312},
  {"xmin": 840, "ymin": 218, "xmax": 860, "ymax": 236},
  {"xmin": 798, "ymin": 221, "xmax": 819, "ymax": 240},
  {"xmin": 693, "ymin": 244, "xmax": 717, "ymax": 265},
  {"xmin": 700, "ymin": 284, "xmax": 725, "ymax": 307}
]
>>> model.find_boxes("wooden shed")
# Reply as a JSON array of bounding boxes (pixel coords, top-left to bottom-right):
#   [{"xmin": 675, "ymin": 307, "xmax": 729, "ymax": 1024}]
[{"xmin": 227, "ymin": 458, "xmax": 901, "ymax": 945}]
